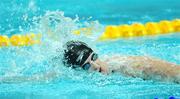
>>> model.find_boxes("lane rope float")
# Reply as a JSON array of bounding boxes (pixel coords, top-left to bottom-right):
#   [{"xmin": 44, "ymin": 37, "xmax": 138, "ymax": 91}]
[{"xmin": 0, "ymin": 33, "xmax": 41, "ymax": 47}]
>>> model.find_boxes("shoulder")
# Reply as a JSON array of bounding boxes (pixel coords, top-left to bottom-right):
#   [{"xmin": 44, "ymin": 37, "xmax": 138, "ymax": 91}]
[{"xmin": 102, "ymin": 54, "xmax": 128, "ymax": 61}]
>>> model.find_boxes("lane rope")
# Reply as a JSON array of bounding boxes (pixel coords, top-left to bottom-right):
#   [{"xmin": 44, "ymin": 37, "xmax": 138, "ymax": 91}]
[
  {"xmin": 0, "ymin": 33, "xmax": 41, "ymax": 47},
  {"xmin": 0, "ymin": 19, "xmax": 180, "ymax": 47},
  {"xmin": 99, "ymin": 19, "xmax": 180, "ymax": 40},
  {"xmin": 73, "ymin": 19, "xmax": 180, "ymax": 40}
]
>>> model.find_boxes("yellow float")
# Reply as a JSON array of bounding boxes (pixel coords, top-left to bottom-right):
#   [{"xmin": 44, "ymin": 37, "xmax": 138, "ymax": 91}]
[
  {"xmin": 171, "ymin": 19, "xmax": 180, "ymax": 32},
  {"xmin": 145, "ymin": 22, "xmax": 160, "ymax": 35},
  {"xmin": 0, "ymin": 35, "xmax": 10, "ymax": 47},
  {"xmin": 0, "ymin": 33, "xmax": 41, "ymax": 47}
]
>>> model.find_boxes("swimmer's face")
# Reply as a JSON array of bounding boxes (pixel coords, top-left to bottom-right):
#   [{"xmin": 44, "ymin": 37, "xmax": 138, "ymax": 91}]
[{"xmin": 81, "ymin": 53, "xmax": 109, "ymax": 74}]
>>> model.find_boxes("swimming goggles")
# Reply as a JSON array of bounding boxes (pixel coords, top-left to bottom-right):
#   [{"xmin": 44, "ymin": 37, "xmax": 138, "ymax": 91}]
[{"xmin": 81, "ymin": 53, "xmax": 98, "ymax": 70}]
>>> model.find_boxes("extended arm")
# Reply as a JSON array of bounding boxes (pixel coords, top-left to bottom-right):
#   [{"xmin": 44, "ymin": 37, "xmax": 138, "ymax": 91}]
[
  {"xmin": 0, "ymin": 70, "xmax": 60, "ymax": 83},
  {"xmin": 107, "ymin": 56, "xmax": 180, "ymax": 83}
]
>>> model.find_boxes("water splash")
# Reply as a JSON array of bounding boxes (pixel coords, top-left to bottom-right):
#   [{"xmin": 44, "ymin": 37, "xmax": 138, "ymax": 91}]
[{"xmin": 0, "ymin": 10, "xmax": 105, "ymax": 84}]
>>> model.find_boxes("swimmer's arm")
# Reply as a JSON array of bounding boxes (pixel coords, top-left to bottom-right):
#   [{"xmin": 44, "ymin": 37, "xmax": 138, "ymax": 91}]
[
  {"xmin": 109, "ymin": 56, "xmax": 180, "ymax": 83},
  {"xmin": 30, "ymin": 70, "xmax": 60, "ymax": 81},
  {"xmin": 0, "ymin": 56, "xmax": 63, "ymax": 83},
  {"xmin": 0, "ymin": 70, "xmax": 60, "ymax": 83},
  {"xmin": 119, "ymin": 56, "xmax": 180, "ymax": 83},
  {"xmin": 139, "ymin": 57, "xmax": 180, "ymax": 83}
]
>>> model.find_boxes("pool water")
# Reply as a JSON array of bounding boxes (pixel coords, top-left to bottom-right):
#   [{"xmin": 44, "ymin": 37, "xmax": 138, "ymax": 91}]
[{"xmin": 0, "ymin": 0, "xmax": 180, "ymax": 99}]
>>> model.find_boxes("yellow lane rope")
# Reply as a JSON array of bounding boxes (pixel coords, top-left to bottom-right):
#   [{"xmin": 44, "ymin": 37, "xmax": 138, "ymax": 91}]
[
  {"xmin": 0, "ymin": 33, "xmax": 41, "ymax": 47},
  {"xmin": 0, "ymin": 19, "xmax": 180, "ymax": 47},
  {"xmin": 99, "ymin": 19, "xmax": 180, "ymax": 40}
]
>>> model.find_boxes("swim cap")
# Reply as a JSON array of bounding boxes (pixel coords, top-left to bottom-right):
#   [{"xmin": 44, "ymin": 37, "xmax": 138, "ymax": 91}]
[{"xmin": 63, "ymin": 41, "xmax": 93, "ymax": 68}]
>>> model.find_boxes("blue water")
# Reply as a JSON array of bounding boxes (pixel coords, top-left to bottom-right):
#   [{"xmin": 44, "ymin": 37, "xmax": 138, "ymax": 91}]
[{"xmin": 0, "ymin": 0, "xmax": 180, "ymax": 99}]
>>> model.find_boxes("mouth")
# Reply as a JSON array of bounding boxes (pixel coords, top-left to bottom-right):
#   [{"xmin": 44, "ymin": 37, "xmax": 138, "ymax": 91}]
[{"xmin": 99, "ymin": 67, "xmax": 102, "ymax": 72}]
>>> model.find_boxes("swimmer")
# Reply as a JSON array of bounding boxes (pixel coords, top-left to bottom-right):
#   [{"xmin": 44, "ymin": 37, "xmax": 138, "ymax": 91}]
[
  {"xmin": 62, "ymin": 40, "xmax": 180, "ymax": 83},
  {"xmin": 0, "ymin": 40, "xmax": 179, "ymax": 84}
]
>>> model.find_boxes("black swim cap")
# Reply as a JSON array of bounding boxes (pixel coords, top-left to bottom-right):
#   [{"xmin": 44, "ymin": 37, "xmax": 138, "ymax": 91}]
[{"xmin": 63, "ymin": 41, "xmax": 93, "ymax": 68}]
